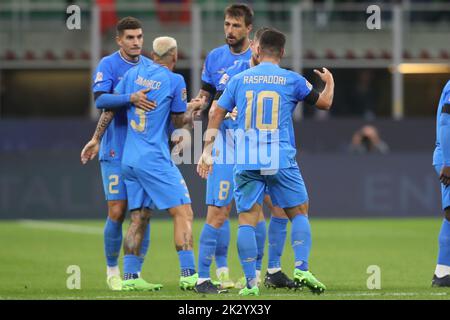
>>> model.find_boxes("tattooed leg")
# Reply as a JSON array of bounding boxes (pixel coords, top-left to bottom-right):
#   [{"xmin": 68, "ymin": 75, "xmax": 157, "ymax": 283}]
[
  {"xmin": 168, "ymin": 204, "xmax": 194, "ymax": 251},
  {"xmin": 123, "ymin": 208, "xmax": 151, "ymax": 256}
]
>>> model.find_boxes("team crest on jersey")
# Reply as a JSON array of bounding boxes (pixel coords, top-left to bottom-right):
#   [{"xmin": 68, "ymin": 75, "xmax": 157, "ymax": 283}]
[
  {"xmin": 109, "ymin": 149, "xmax": 115, "ymax": 158},
  {"xmin": 181, "ymin": 88, "xmax": 187, "ymax": 101},
  {"xmin": 95, "ymin": 72, "xmax": 103, "ymax": 82},
  {"xmin": 219, "ymin": 73, "xmax": 229, "ymax": 85},
  {"xmin": 306, "ymin": 80, "xmax": 313, "ymax": 90}
]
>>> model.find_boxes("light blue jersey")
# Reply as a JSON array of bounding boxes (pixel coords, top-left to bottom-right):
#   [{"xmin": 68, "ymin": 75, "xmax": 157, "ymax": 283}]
[
  {"xmin": 217, "ymin": 62, "xmax": 313, "ymax": 171},
  {"xmin": 217, "ymin": 61, "xmax": 314, "ymax": 212},
  {"xmin": 433, "ymin": 80, "xmax": 450, "ymax": 167},
  {"xmin": 115, "ymin": 63, "xmax": 191, "ymax": 210},
  {"xmin": 93, "ymin": 50, "xmax": 152, "ymax": 162},
  {"xmin": 433, "ymin": 80, "xmax": 450, "ymax": 210},
  {"xmin": 203, "ymin": 45, "xmax": 251, "ymax": 206}
]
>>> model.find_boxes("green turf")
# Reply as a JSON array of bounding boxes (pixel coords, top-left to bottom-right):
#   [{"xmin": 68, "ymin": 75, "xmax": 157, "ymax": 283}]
[{"xmin": 0, "ymin": 218, "xmax": 449, "ymax": 300}]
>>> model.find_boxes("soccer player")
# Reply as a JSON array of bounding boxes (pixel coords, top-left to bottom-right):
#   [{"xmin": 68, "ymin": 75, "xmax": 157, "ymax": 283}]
[
  {"xmin": 80, "ymin": 17, "xmax": 157, "ymax": 291},
  {"xmin": 198, "ymin": 29, "xmax": 334, "ymax": 296},
  {"xmin": 432, "ymin": 79, "xmax": 450, "ymax": 287},
  {"xmin": 196, "ymin": 27, "xmax": 296, "ymax": 294},
  {"xmin": 194, "ymin": 3, "xmax": 254, "ymax": 290},
  {"xmin": 114, "ymin": 36, "xmax": 203, "ymax": 291}
]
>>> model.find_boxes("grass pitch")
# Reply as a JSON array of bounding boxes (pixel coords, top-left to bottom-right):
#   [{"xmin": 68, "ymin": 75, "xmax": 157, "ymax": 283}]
[{"xmin": 0, "ymin": 218, "xmax": 449, "ymax": 300}]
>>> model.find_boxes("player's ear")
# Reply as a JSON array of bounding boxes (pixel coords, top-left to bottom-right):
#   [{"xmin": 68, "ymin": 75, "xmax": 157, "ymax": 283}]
[{"xmin": 279, "ymin": 48, "xmax": 285, "ymax": 59}]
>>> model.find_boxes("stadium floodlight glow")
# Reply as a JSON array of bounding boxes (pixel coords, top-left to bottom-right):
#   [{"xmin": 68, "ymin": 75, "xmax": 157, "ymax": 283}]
[{"xmin": 391, "ymin": 63, "xmax": 450, "ymax": 74}]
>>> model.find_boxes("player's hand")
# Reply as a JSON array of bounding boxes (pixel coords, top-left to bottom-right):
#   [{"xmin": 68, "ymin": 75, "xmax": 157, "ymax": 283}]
[
  {"xmin": 314, "ymin": 67, "xmax": 334, "ymax": 84},
  {"xmin": 81, "ymin": 139, "xmax": 100, "ymax": 164},
  {"xmin": 131, "ymin": 88, "xmax": 157, "ymax": 112},
  {"xmin": 440, "ymin": 166, "xmax": 450, "ymax": 186},
  {"xmin": 197, "ymin": 151, "xmax": 214, "ymax": 179},
  {"xmin": 189, "ymin": 96, "xmax": 207, "ymax": 112},
  {"xmin": 230, "ymin": 107, "xmax": 238, "ymax": 120}
]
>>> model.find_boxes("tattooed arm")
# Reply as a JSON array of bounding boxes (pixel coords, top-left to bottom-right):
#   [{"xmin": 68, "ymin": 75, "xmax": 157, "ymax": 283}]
[{"xmin": 80, "ymin": 110, "xmax": 115, "ymax": 164}]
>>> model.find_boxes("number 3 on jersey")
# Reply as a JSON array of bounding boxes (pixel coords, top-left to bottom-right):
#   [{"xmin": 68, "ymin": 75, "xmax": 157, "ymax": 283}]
[
  {"xmin": 245, "ymin": 90, "xmax": 279, "ymax": 130},
  {"xmin": 131, "ymin": 108, "xmax": 146, "ymax": 132}
]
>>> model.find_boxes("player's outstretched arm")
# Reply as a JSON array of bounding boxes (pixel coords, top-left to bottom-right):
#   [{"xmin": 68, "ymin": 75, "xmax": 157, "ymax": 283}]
[
  {"xmin": 439, "ymin": 111, "xmax": 450, "ymax": 186},
  {"xmin": 80, "ymin": 110, "xmax": 114, "ymax": 164},
  {"xmin": 196, "ymin": 103, "xmax": 227, "ymax": 179},
  {"xmin": 313, "ymin": 67, "xmax": 334, "ymax": 110},
  {"xmin": 95, "ymin": 89, "xmax": 157, "ymax": 112}
]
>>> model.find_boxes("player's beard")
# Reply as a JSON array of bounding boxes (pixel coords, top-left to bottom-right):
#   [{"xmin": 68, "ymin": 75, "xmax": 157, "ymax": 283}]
[{"xmin": 226, "ymin": 36, "xmax": 247, "ymax": 53}]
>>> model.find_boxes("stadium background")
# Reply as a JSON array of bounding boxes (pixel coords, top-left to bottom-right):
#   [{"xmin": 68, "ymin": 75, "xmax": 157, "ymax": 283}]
[{"xmin": 0, "ymin": 0, "xmax": 449, "ymax": 220}]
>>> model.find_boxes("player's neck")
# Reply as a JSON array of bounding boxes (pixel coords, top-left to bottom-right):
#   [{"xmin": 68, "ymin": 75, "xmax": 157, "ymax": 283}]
[
  {"xmin": 260, "ymin": 57, "xmax": 280, "ymax": 65},
  {"xmin": 229, "ymin": 38, "xmax": 250, "ymax": 55},
  {"xmin": 119, "ymin": 48, "xmax": 140, "ymax": 63}
]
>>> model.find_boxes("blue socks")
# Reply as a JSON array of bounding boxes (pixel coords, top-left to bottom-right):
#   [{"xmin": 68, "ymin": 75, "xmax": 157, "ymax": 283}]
[
  {"xmin": 438, "ymin": 219, "xmax": 450, "ymax": 266},
  {"xmin": 255, "ymin": 220, "xmax": 266, "ymax": 271},
  {"xmin": 215, "ymin": 219, "xmax": 230, "ymax": 269},
  {"xmin": 237, "ymin": 225, "xmax": 257, "ymax": 288},
  {"xmin": 268, "ymin": 216, "xmax": 288, "ymax": 269},
  {"xmin": 104, "ymin": 218, "xmax": 123, "ymax": 267},
  {"xmin": 198, "ymin": 224, "xmax": 220, "ymax": 279},
  {"xmin": 178, "ymin": 250, "xmax": 196, "ymax": 277},
  {"xmin": 291, "ymin": 214, "xmax": 311, "ymax": 271},
  {"xmin": 138, "ymin": 223, "xmax": 150, "ymax": 272},
  {"xmin": 123, "ymin": 254, "xmax": 140, "ymax": 279}
]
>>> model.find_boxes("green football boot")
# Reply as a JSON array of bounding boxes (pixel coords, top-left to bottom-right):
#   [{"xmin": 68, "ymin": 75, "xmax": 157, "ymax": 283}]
[
  {"xmin": 217, "ymin": 270, "xmax": 235, "ymax": 289},
  {"xmin": 238, "ymin": 286, "xmax": 260, "ymax": 296},
  {"xmin": 106, "ymin": 275, "xmax": 122, "ymax": 291},
  {"xmin": 122, "ymin": 278, "xmax": 163, "ymax": 292},
  {"xmin": 293, "ymin": 269, "xmax": 326, "ymax": 294},
  {"xmin": 179, "ymin": 273, "xmax": 199, "ymax": 291}
]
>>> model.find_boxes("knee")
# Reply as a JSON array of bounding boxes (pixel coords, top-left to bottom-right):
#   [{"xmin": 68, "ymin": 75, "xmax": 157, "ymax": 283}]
[
  {"xmin": 108, "ymin": 201, "xmax": 127, "ymax": 223},
  {"xmin": 130, "ymin": 209, "xmax": 151, "ymax": 226},
  {"xmin": 271, "ymin": 206, "xmax": 287, "ymax": 219},
  {"xmin": 177, "ymin": 205, "xmax": 194, "ymax": 223},
  {"xmin": 207, "ymin": 206, "xmax": 228, "ymax": 228}
]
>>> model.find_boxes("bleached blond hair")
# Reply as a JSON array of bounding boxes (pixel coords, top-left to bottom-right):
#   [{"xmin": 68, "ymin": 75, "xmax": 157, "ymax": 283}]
[{"xmin": 152, "ymin": 36, "xmax": 177, "ymax": 58}]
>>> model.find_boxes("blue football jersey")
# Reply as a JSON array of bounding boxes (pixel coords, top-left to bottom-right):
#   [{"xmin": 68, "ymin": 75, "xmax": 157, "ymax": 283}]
[
  {"xmin": 92, "ymin": 51, "xmax": 152, "ymax": 161},
  {"xmin": 202, "ymin": 45, "xmax": 251, "ymax": 165},
  {"xmin": 114, "ymin": 63, "xmax": 187, "ymax": 169},
  {"xmin": 217, "ymin": 62, "xmax": 313, "ymax": 170},
  {"xmin": 433, "ymin": 80, "xmax": 450, "ymax": 166},
  {"xmin": 217, "ymin": 59, "xmax": 297, "ymax": 151},
  {"xmin": 202, "ymin": 44, "xmax": 252, "ymax": 90}
]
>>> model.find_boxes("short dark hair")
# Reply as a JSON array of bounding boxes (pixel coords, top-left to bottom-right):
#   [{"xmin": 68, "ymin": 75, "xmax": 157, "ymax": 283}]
[
  {"xmin": 259, "ymin": 29, "xmax": 286, "ymax": 57},
  {"xmin": 254, "ymin": 27, "xmax": 271, "ymax": 41},
  {"xmin": 224, "ymin": 4, "xmax": 253, "ymax": 27},
  {"xmin": 116, "ymin": 16, "xmax": 142, "ymax": 36}
]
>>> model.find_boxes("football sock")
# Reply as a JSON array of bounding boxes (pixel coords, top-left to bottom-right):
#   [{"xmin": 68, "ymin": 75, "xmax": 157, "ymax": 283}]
[
  {"xmin": 437, "ymin": 218, "xmax": 450, "ymax": 270},
  {"xmin": 237, "ymin": 225, "xmax": 257, "ymax": 289},
  {"xmin": 178, "ymin": 250, "xmax": 196, "ymax": 277},
  {"xmin": 138, "ymin": 222, "xmax": 150, "ymax": 272},
  {"xmin": 268, "ymin": 216, "xmax": 288, "ymax": 269},
  {"xmin": 215, "ymin": 219, "xmax": 230, "ymax": 269},
  {"xmin": 123, "ymin": 254, "xmax": 140, "ymax": 280},
  {"xmin": 255, "ymin": 220, "xmax": 266, "ymax": 272},
  {"xmin": 291, "ymin": 214, "xmax": 311, "ymax": 271},
  {"xmin": 198, "ymin": 224, "xmax": 219, "ymax": 279},
  {"xmin": 104, "ymin": 217, "xmax": 122, "ymax": 267}
]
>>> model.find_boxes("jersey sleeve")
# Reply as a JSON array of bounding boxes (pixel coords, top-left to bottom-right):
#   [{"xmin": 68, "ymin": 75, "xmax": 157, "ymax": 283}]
[
  {"xmin": 217, "ymin": 77, "xmax": 237, "ymax": 112},
  {"xmin": 439, "ymin": 89, "xmax": 450, "ymax": 166},
  {"xmin": 93, "ymin": 58, "xmax": 114, "ymax": 93},
  {"xmin": 201, "ymin": 53, "xmax": 216, "ymax": 94},
  {"xmin": 170, "ymin": 74, "xmax": 188, "ymax": 113}
]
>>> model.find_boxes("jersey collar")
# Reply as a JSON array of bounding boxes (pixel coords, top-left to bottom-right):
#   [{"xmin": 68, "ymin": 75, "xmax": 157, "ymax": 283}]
[
  {"xmin": 118, "ymin": 50, "xmax": 141, "ymax": 65},
  {"xmin": 228, "ymin": 43, "xmax": 251, "ymax": 56}
]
